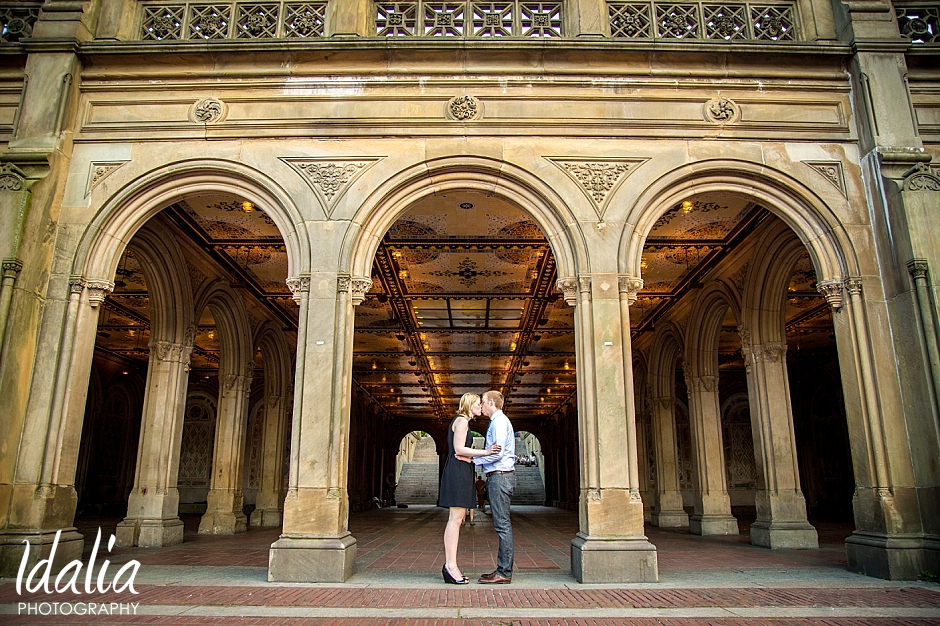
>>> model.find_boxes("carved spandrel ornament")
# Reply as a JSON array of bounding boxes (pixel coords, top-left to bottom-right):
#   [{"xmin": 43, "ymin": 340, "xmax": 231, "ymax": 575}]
[
  {"xmin": 802, "ymin": 161, "xmax": 847, "ymax": 198},
  {"xmin": 86, "ymin": 161, "xmax": 129, "ymax": 196},
  {"xmin": 190, "ymin": 98, "xmax": 227, "ymax": 124},
  {"xmin": 279, "ymin": 157, "xmax": 382, "ymax": 218},
  {"xmin": 547, "ymin": 158, "xmax": 648, "ymax": 220},
  {"xmin": 447, "ymin": 95, "xmax": 482, "ymax": 121},
  {"xmin": 0, "ymin": 163, "xmax": 25, "ymax": 191},
  {"xmin": 903, "ymin": 163, "xmax": 940, "ymax": 192},
  {"xmin": 704, "ymin": 97, "xmax": 740, "ymax": 124}
]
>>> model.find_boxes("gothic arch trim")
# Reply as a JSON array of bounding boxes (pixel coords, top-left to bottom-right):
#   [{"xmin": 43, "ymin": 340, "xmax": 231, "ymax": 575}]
[
  {"xmin": 685, "ymin": 279, "xmax": 741, "ymax": 379},
  {"xmin": 648, "ymin": 321, "xmax": 684, "ymax": 399},
  {"xmin": 619, "ymin": 159, "xmax": 858, "ymax": 285},
  {"xmin": 340, "ymin": 156, "xmax": 587, "ymax": 280},
  {"xmin": 741, "ymin": 221, "xmax": 807, "ymax": 344},
  {"xmin": 74, "ymin": 158, "xmax": 309, "ymax": 284},
  {"xmin": 197, "ymin": 282, "xmax": 253, "ymax": 377}
]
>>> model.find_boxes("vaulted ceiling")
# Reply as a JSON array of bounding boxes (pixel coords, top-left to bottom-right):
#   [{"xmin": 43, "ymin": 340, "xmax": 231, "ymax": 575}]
[{"xmin": 93, "ymin": 188, "xmax": 833, "ymax": 421}]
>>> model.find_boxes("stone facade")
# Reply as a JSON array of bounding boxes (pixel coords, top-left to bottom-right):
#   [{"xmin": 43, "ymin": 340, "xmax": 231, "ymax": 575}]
[{"xmin": 0, "ymin": 0, "xmax": 937, "ymax": 584}]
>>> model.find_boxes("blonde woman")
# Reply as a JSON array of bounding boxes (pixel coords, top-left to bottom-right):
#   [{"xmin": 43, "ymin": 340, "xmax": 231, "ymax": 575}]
[{"xmin": 438, "ymin": 393, "xmax": 500, "ymax": 584}]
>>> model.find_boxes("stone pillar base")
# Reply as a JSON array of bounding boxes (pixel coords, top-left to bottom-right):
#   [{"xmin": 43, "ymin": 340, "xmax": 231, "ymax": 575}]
[
  {"xmin": 650, "ymin": 510, "xmax": 689, "ymax": 527},
  {"xmin": 268, "ymin": 534, "xmax": 357, "ymax": 582},
  {"xmin": 116, "ymin": 517, "xmax": 185, "ymax": 547},
  {"xmin": 846, "ymin": 531, "xmax": 924, "ymax": 580},
  {"xmin": 690, "ymin": 514, "xmax": 739, "ymax": 536},
  {"xmin": 750, "ymin": 520, "xmax": 818, "ymax": 549},
  {"xmin": 571, "ymin": 534, "xmax": 659, "ymax": 583},
  {"xmin": 0, "ymin": 528, "xmax": 84, "ymax": 578},
  {"xmin": 199, "ymin": 511, "xmax": 248, "ymax": 535},
  {"xmin": 250, "ymin": 508, "xmax": 283, "ymax": 527}
]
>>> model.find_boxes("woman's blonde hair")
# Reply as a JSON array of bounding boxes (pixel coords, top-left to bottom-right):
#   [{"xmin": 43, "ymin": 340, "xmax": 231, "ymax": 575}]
[{"xmin": 457, "ymin": 393, "xmax": 480, "ymax": 419}]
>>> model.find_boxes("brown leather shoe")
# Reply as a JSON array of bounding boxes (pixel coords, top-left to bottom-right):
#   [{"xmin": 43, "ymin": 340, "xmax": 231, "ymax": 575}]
[
  {"xmin": 477, "ymin": 570, "xmax": 498, "ymax": 582},
  {"xmin": 478, "ymin": 573, "xmax": 511, "ymax": 584}
]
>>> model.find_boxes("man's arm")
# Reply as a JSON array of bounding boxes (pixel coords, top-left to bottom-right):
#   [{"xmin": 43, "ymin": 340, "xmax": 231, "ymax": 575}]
[{"xmin": 473, "ymin": 416, "xmax": 512, "ymax": 465}]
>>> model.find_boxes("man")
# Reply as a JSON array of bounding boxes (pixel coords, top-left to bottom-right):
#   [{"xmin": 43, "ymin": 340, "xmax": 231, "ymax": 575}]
[{"xmin": 470, "ymin": 390, "xmax": 515, "ymax": 584}]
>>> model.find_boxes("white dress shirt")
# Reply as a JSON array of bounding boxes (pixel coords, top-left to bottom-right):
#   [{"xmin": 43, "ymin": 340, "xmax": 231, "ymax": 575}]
[{"xmin": 473, "ymin": 410, "xmax": 516, "ymax": 473}]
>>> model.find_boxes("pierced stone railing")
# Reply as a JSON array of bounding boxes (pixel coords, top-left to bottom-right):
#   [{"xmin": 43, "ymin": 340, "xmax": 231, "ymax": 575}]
[
  {"xmin": 608, "ymin": 1, "xmax": 796, "ymax": 40},
  {"xmin": 0, "ymin": 4, "xmax": 40, "ymax": 43},
  {"xmin": 139, "ymin": 1, "xmax": 327, "ymax": 40},
  {"xmin": 375, "ymin": 1, "xmax": 563, "ymax": 37},
  {"xmin": 895, "ymin": 2, "xmax": 940, "ymax": 42}
]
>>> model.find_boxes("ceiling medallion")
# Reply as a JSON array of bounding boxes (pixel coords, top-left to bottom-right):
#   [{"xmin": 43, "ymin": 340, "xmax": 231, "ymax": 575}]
[
  {"xmin": 703, "ymin": 97, "xmax": 740, "ymax": 124},
  {"xmin": 546, "ymin": 157, "xmax": 648, "ymax": 220},
  {"xmin": 190, "ymin": 98, "xmax": 227, "ymax": 124},
  {"xmin": 802, "ymin": 161, "xmax": 847, "ymax": 197},
  {"xmin": 280, "ymin": 157, "xmax": 383, "ymax": 218},
  {"xmin": 447, "ymin": 95, "xmax": 482, "ymax": 121},
  {"xmin": 428, "ymin": 257, "xmax": 509, "ymax": 287}
]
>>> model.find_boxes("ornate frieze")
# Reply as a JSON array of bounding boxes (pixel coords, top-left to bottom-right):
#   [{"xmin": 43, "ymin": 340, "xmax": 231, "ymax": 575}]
[
  {"xmin": 286, "ymin": 274, "xmax": 310, "ymax": 304},
  {"xmin": 704, "ymin": 97, "xmax": 740, "ymax": 124},
  {"xmin": 190, "ymin": 98, "xmax": 227, "ymax": 124},
  {"xmin": 618, "ymin": 276, "xmax": 644, "ymax": 305},
  {"xmin": 447, "ymin": 95, "xmax": 482, "ymax": 121},
  {"xmin": 547, "ymin": 157, "xmax": 647, "ymax": 220},
  {"xmin": 280, "ymin": 157, "xmax": 381, "ymax": 218},
  {"xmin": 609, "ymin": 1, "xmax": 794, "ymax": 40},
  {"xmin": 816, "ymin": 278, "xmax": 845, "ymax": 310},
  {"xmin": 803, "ymin": 161, "xmax": 847, "ymax": 197}
]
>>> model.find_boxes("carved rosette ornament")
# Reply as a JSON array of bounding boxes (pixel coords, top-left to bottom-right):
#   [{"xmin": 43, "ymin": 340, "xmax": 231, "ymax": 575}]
[
  {"xmin": 350, "ymin": 277, "xmax": 373, "ymax": 305},
  {"xmin": 190, "ymin": 98, "xmax": 227, "ymax": 124},
  {"xmin": 447, "ymin": 95, "xmax": 482, "ymax": 121},
  {"xmin": 84, "ymin": 279, "xmax": 114, "ymax": 308},
  {"xmin": 816, "ymin": 278, "xmax": 845, "ymax": 310},
  {"xmin": 555, "ymin": 277, "xmax": 578, "ymax": 306},
  {"xmin": 0, "ymin": 163, "xmax": 25, "ymax": 191},
  {"xmin": 286, "ymin": 274, "xmax": 310, "ymax": 304},
  {"xmin": 703, "ymin": 97, "xmax": 740, "ymax": 124},
  {"xmin": 618, "ymin": 276, "xmax": 644, "ymax": 305},
  {"xmin": 904, "ymin": 163, "xmax": 940, "ymax": 192}
]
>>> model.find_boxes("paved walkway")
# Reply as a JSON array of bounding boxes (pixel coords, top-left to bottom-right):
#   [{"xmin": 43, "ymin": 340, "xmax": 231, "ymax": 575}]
[{"xmin": 2, "ymin": 506, "xmax": 938, "ymax": 624}]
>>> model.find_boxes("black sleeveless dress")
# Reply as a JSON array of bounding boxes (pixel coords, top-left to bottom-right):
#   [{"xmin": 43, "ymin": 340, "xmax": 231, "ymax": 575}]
[{"xmin": 437, "ymin": 416, "xmax": 476, "ymax": 509}]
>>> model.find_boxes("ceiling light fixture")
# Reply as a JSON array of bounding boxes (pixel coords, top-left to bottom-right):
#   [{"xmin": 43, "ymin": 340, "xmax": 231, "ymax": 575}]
[
  {"xmin": 681, "ymin": 200, "xmax": 694, "ymax": 213},
  {"xmin": 242, "ymin": 200, "xmax": 254, "ymax": 212}
]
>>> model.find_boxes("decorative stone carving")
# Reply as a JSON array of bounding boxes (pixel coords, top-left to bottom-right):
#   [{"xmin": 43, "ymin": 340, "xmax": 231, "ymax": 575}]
[
  {"xmin": 447, "ymin": 95, "xmax": 482, "ymax": 121},
  {"xmin": 279, "ymin": 158, "xmax": 381, "ymax": 218},
  {"xmin": 703, "ymin": 98, "xmax": 740, "ymax": 124},
  {"xmin": 578, "ymin": 276, "xmax": 592, "ymax": 294},
  {"xmin": 69, "ymin": 276, "xmax": 86, "ymax": 295},
  {"xmin": 654, "ymin": 397, "xmax": 673, "ymax": 411},
  {"xmin": 0, "ymin": 163, "xmax": 25, "ymax": 191},
  {"xmin": 845, "ymin": 276, "xmax": 863, "ymax": 296},
  {"xmin": 337, "ymin": 274, "xmax": 351, "ymax": 294},
  {"xmin": 286, "ymin": 274, "xmax": 310, "ymax": 304},
  {"xmin": 618, "ymin": 276, "xmax": 644, "ymax": 305},
  {"xmin": 907, "ymin": 259, "xmax": 929, "ymax": 280},
  {"xmin": 803, "ymin": 161, "xmax": 847, "ymax": 197},
  {"xmin": 1, "ymin": 258, "xmax": 23, "ymax": 278},
  {"xmin": 816, "ymin": 278, "xmax": 845, "ymax": 310},
  {"xmin": 736, "ymin": 324, "xmax": 751, "ymax": 350},
  {"xmin": 547, "ymin": 158, "xmax": 647, "ymax": 220},
  {"xmin": 586, "ymin": 488, "xmax": 601, "ymax": 501},
  {"xmin": 904, "ymin": 163, "xmax": 940, "ymax": 192},
  {"xmin": 555, "ymin": 277, "xmax": 578, "ymax": 306},
  {"xmin": 84, "ymin": 279, "xmax": 114, "ymax": 308},
  {"xmin": 150, "ymin": 340, "xmax": 186, "ymax": 362},
  {"xmin": 744, "ymin": 342, "xmax": 787, "ymax": 368},
  {"xmin": 350, "ymin": 277, "xmax": 373, "ymax": 305},
  {"xmin": 86, "ymin": 161, "xmax": 129, "ymax": 196},
  {"xmin": 190, "ymin": 98, "xmax": 227, "ymax": 124},
  {"xmin": 327, "ymin": 487, "xmax": 341, "ymax": 499},
  {"xmin": 691, "ymin": 375, "xmax": 718, "ymax": 393}
]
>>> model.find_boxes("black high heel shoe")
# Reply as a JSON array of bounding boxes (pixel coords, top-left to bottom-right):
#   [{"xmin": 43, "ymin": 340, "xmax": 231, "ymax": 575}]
[{"xmin": 442, "ymin": 565, "xmax": 469, "ymax": 584}]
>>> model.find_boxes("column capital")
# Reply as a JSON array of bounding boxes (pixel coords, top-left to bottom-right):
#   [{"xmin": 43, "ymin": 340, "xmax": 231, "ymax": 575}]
[
  {"xmin": 84, "ymin": 279, "xmax": 114, "ymax": 308},
  {"xmin": 686, "ymin": 374, "xmax": 719, "ymax": 393},
  {"xmin": 743, "ymin": 342, "xmax": 788, "ymax": 367},
  {"xmin": 816, "ymin": 278, "xmax": 845, "ymax": 310},
  {"xmin": 286, "ymin": 274, "xmax": 310, "ymax": 304},
  {"xmin": 907, "ymin": 259, "xmax": 929, "ymax": 279},
  {"xmin": 1, "ymin": 258, "xmax": 23, "ymax": 278},
  {"xmin": 555, "ymin": 277, "xmax": 579, "ymax": 306},
  {"xmin": 618, "ymin": 276, "xmax": 644, "ymax": 304},
  {"xmin": 149, "ymin": 340, "xmax": 189, "ymax": 363},
  {"xmin": 845, "ymin": 276, "xmax": 863, "ymax": 296}
]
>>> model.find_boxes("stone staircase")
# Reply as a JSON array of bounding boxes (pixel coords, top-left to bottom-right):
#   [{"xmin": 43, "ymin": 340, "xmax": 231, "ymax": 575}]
[
  {"xmin": 395, "ymin": 436, "xmax": 439, "ymax": 504},
  {"xmin": 511, "ymin": 465, "xmax": 546, "ymax": 505}
]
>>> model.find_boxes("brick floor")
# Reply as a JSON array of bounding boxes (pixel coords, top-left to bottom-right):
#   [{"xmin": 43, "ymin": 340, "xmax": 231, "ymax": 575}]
[{"xmin": 2, "ymin": 506, "xmax": 938, "ymax": 625}]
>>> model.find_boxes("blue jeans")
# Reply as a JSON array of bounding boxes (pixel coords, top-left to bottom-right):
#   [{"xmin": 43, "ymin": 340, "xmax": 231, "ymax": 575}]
[{"xmin": 486, "ymin": 472, "xmax": 515, "ymax": 577}]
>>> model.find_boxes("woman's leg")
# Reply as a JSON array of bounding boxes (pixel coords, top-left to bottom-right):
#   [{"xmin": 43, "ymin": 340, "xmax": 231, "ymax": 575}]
[{"xmin": 444, "ymin": 507, "xmax": 467, "ymax": 578}]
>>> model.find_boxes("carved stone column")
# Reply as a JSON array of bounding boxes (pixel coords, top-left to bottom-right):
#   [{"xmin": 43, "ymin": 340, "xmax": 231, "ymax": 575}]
[
  {"xmin": 685, "ymin": 373, "xmax": 738, "ymax": 535},
  {"xmin": 561, "ymin": 275, "xmax": 658, "ymax": 583},
  {"xmin": 250, "ymin": 392, "xmax": 289, "ymax": 527},
  {"xmin": 739, "ymin": 328, "xmax": 817, "ymax": 548},
  {"xmin": 649, "ymin": 395, "xmax": 689, "ymax": 527},
  {"xmin": 268, "ymin": 274, "xmax": 369, "ymax": 582},
  {"xmin": 199, "ymin": 365, "xmax": 253, "ymax": 535},
  {"xmin": 117, "ymin": 330, "xmax": 195, "ymax": 547}
]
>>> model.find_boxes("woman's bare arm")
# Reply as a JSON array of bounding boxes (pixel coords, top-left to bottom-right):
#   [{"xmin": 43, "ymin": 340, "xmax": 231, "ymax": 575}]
[{"xmin": 453, "ymin": 416, "xmax": 500, "ymax": 457}]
